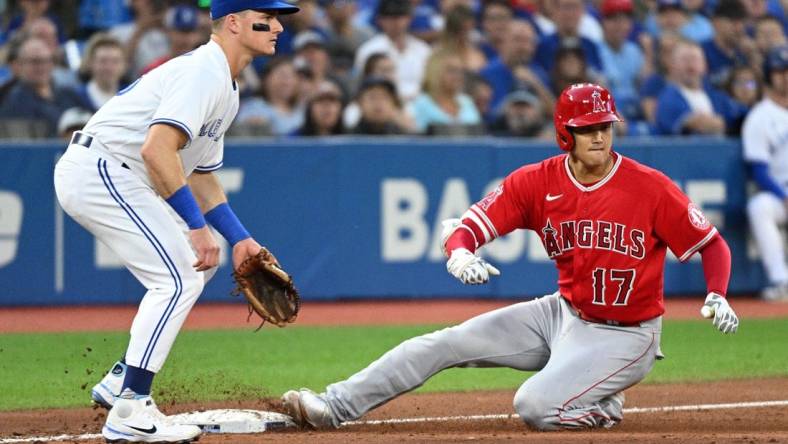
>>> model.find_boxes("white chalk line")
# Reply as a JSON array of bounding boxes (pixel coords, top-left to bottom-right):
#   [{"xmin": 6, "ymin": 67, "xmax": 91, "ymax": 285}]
[{"xmin": 2, "ymin": 399, "xmax": 787, "ymax": 443}]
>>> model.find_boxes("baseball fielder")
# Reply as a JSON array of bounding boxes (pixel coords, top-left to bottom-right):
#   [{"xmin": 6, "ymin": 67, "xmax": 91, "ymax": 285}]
[
  {"xmin": 282, "ymin": 84, "xmax": 739, "ymax": 431},
  {"xmin": 53, "ymin": 1, "xmax": 299, "ymax": 442},
  {"xmin": 743, "ymin": 44, "xmax": 788, "ymax": 302}
]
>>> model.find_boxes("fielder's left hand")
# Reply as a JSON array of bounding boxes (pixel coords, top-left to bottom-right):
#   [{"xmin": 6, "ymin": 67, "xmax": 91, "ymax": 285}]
[{"xmin": 700, "ymin": 292, "xmax": 739, "ymax": 334}]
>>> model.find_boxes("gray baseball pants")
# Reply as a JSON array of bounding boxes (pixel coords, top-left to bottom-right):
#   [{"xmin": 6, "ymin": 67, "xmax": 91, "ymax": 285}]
[{"xmin": 324, "ymin": 292, "xmax": 662, "ymax": 430}]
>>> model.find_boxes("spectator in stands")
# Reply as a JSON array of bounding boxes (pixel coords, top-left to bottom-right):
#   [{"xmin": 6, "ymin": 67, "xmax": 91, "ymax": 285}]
[
  {"xmin": 343, "ymin": 52, "xmax": 398, "ymax": 129},
  {"xmin": 78, "ymin": 33, "xmax": 128, "ymax": 111},
  {"xmin": 550, "ymin": 44, "xmax": 593, "ymax": 96},
  {"xmin": 645, "ymin": 0, "xmax": 689, "ymax": 39},
  {"xmin": 362, "ymin": 52, "xmax": 397, "ymax": 83},
  {"xmin": 479, "ymin": 0, "xmax": 514, "ymax": 61},
  {"xmin": 680, "ymin": 0, "xmax": 715, "ymax": 42},
  {"xmin": 598, "ymin": 0, "xmax": 647, "ymax": 122},
  {"xmin": 755, "ymin": 15, "xmax": 788, "ymax": 54},
  {"xmin": 354, "ymin": 0, "xmax": 432, "ymax": 102},
  {"xmin": 320, "ymin": 0, "xmax": 375, "ymax": 77},
  {"xmin": 25, "ymin": 17, "xmax": 80, "ymax": 90},
  {"xmin": 465, "ymin": 73, "xmax": 494, "ymax": 123},
  {"xmin": 654, "ymin": 40, "xmax": 743, "ymax": 135},
  {"xmin": 408, "ymin": 0, "xmax": 442, "ymax": 43},
  {"xmin": 295, "ymin": 80, "xmax": 346, "ymax": 136},
  {"xmin": 702, "ymin": 0, "xmax": 758, "ymax": 88},
  {"xmin": 640, "ymin": 31, "xmax": 682, "ymax": 125},
  {"xmin": 78, "ymin": 0, "xmax": 132, "ymax": 36},
  {"xmin": 1, "ymin": 0, "xmax": 64, "ymax": 44},
  {"xmin": 352, "ymin": 76, "xmax": 409, "ymax": 135},
  {"xmin": 743, "ymin": 44, "xmax": 788, "ymax": 301},
  {"xmin": 56, "ymin": 107, "xmax": 93, "ymax": 140},
  {"xmin": 532, "ymin": 0, "xmax": 604, "ymax": 43},
  {"xmin": 725, "ymin": 65, "xmax": 764, "ymax": 134},
  {"xmin": 480, "ymin": 19, "xmax": 552, "ymax": 114},
  {"xmin": 235, "ymin": 57, "xmax": 304, "ymax": 137},
  {"xmin": 141, "ymin": 4, "xmax": 203, "ymax": 74},
  {"xmin": 489, "ymin": 89, "xmax": 551, "ymax": 138},
  {"xmin": 0, "ymin": 37, "xmax": 86, "ymax": 138},
  {"xmin": 433, "ymin": 4, "xmax": 486, "ymax": 72},
  {"xmin": 407, "ymin": 50, "xmax": 482, "ymax": 134},
  {"xmin": 533, "ymin": 0, "xmax": 604, "ymax": 74},
  {"xmin": 293, "ymin": 31, "xmax": 333, "ymax": 97},
  {"xmin": 109, "ymin": 0, "xmax": 168, "ymax": 77}
]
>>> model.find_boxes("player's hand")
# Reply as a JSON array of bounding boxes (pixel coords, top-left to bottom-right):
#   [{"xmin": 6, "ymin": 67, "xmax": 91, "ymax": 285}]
[
  {"xmin": 446, "ymin": 248, "xmax": 500, "ymax": 285},
  {"xmin": 190, "ymin": 226, "xmax": 220, "ymax": 272},
  {"xmin": 700, "ymin": 292, "xmax": 739, "ymax": 334},
  {"xmin": 232, "ymin": 238, "xmax": 270, "ymax": 270},
  {"xmin": 440, "ymin": 218, "xmax": 461, "ymax": 257}
]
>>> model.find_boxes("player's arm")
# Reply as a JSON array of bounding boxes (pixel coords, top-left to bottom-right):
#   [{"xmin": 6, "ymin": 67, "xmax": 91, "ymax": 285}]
[
  {"xmin": 140, "ymin": 124, "xmax": 219, "ymax": 272},
  {"xmin": 441, "ymin": 169, "xmax": 533, "ymax": 285},
  {"xmin": 698, "ymin": 234, "xmax": 739, "ymax": 334},
  {"xmin": 187, "ymin": 171, "xmax": 265, "ymax": 269}
]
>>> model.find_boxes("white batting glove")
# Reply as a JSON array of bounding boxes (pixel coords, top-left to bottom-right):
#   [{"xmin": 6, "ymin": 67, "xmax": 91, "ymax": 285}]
[
  {"xmin": 700, "ymin": 292, "xmax": 739, "ymax": 334},
  {"xmin": 446, "ymin": 248, "xmax": 500, "ymax": 285},
  {"xmin": 439, "ymin": 218, "xmax": 462, "ymax": 257}
]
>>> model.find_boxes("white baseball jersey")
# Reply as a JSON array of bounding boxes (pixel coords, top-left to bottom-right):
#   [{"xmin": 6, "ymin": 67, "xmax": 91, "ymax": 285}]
[
  {"xmin": 742, "ymin": 97, "xmax": 788, "ymax": 192},
  {"xmin": 82, "ymin": 39, "xmax": 239, "ymax": 189}
]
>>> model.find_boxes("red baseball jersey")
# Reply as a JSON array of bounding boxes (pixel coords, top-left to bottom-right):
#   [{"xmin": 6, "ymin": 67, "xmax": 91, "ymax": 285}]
[{"xmin": 463, "ymin": 152, "xmax": 716, "ymax": 323}]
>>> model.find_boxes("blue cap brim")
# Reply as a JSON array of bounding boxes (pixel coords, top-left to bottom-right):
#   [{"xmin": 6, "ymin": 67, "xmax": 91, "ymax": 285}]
[{"xmin": 251, "ymin": 1, "xmax": 300, "ymax": 14}]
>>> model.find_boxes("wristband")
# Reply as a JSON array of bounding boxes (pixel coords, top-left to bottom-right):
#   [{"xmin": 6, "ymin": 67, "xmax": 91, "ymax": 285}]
[
  {"xmin": 205, "ymin": 202, "xmax": 251, "ymax": 246},
  {"xmin": 165, "ymin": 185, "xmax": 206, "ymax": 229}
]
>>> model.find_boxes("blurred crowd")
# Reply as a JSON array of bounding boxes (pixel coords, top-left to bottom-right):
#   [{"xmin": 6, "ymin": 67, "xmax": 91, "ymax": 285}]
[{"xmin": 0, "ymin": 0, "xmax": 785, "ymax": 140}]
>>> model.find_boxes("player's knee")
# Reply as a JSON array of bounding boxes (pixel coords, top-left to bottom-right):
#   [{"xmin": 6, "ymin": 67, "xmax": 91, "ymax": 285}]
[
  {"xmin": 513, "ymin": 389, "xmax": 555, "ymax": 431},
  {"xmin": 747, "ymin": 193, "xmax": 777, "ymax": 220}
]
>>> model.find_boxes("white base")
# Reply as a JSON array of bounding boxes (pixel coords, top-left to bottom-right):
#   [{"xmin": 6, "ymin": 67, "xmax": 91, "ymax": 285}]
[{"xmin": 168, "ymin": 409, "xmax": 296, "ymax": 434}]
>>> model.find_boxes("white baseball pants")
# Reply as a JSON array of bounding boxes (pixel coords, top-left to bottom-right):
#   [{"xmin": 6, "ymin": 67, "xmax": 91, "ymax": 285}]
[
  {"xmin": 747, "ymin": 192, "xmax": 788, "ymax": 285},
  {"xmin": 54, "ymin": 143, "xmax": 212, "ymax": 372}
]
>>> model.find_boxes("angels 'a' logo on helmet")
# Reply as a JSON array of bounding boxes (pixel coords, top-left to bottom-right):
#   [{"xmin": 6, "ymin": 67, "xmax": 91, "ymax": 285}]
[
  {"xmin": 591, "ymin": 90, "xmax": 606, "ymax": 113},
  {"xmin": 688, "ymin": 203, "xmax": 710, "ymax": 230}
]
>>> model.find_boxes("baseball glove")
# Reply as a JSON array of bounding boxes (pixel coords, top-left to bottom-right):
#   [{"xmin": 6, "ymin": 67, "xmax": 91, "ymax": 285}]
[{"xmin": 232, "ymin": 247, "xmax": 300, "ymax": 329}]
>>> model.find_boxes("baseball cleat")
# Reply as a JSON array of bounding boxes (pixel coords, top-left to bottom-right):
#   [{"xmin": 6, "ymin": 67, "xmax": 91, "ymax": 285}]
[
  {"xmin": 92, "ymin": 361, "xmax": 126, "ymax": 409},
  {"xmin": 102, "ymin": 390, "xmax": 201, "ymax": 443},
  {"xmin": 281, "ymin": 389, "xmax": 337, "ymax": 429}
]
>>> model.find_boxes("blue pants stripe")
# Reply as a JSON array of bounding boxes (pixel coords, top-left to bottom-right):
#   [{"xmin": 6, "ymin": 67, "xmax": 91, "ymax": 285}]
[{"xmin": 97, "ymin": 159, "xmax": 183, "ymax": 370}]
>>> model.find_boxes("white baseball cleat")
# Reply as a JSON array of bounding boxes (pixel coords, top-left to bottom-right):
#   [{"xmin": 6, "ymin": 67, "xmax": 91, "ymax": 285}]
[
  {"xmin": 102, "ymin": 391, "xmax": 201, "ymax": 443},
  {"xmin": 92, "ymin": 361, "xmax": 126, "ymax": 409},
  {"xmin": 281, "ymin": 389, "xmax": 338, "ymax": 429}
]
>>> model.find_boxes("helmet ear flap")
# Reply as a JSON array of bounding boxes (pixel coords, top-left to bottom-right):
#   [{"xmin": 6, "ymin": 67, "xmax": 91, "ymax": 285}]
[{"xmin": 557, "ymin": 125, "xmax": 574, "ymax": 151}]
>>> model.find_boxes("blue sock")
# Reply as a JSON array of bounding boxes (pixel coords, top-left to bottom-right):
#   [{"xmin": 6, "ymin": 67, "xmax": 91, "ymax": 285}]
[{"xmin": 122, "ymin": 365, "xmax": 155, "ymax": 396}]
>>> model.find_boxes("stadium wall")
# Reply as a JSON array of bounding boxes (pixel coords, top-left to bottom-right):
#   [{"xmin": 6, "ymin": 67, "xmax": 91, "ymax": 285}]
[{"xmin": 0, "ymin": 137, "xmax": 764, "ymax": 305}]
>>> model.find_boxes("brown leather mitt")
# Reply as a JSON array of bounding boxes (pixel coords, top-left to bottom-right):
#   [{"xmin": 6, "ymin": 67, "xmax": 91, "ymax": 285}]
[{"xmin": 232, "ymin": 247, "xmax": 300, "ymax": 329}]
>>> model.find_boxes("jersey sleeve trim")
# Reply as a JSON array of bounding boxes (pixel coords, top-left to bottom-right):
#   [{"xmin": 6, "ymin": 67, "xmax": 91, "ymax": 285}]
[
  {"xmin": 678, "ymin": 227, "xmax": 718, "ymax": 262},
  {"xmin": 150, "ymin": 118, "xmax": 194, "ymax": 141},
  {"xmin": 194, "ymin": 161, "xmax": 223, "ymax": 172},
  {"xmin": 464, "ymin": 205, "xmax": 499, "ymax": 243}
]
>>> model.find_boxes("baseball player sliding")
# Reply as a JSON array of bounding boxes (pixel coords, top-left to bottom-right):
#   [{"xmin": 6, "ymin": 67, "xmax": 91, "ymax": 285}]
[
  {"xmin": 283, "ymin": 83, "xmax": 739, "ymax": 431},
  {"xmin": 53, "ymin": 1, "xmax": 299, "ymax": 442}
]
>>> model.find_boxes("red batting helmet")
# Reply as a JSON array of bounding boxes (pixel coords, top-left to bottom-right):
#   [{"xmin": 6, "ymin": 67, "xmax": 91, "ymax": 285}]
[{"xmin": 554, "ymin": 83, "xmax": 623, "ymax": 151}]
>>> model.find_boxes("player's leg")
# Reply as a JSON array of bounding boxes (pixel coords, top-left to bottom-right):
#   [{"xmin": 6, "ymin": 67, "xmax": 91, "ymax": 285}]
[
  {"xmin": 56, "ymin": 151, "xmax": 203, "ymax": 441},
  {"xmin": 511, "ymin": 298, "xmax": 661, "ymax": 430},
  {"xmin": 746, "ymin": 192, "xmax": 788, "ymax": 300},
  {"xmin": 56, "ymin": 153, "xmax": 206, "ymax": 385},
  {"xmin": 285, "ymin": 293, "xmax": 564, "ymax": 427}
]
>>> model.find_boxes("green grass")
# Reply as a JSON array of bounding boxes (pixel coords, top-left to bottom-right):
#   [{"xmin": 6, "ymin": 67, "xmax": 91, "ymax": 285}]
[{"xmin": 0, "ymin": 319, "xmax": 786, "ymax": 411}]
